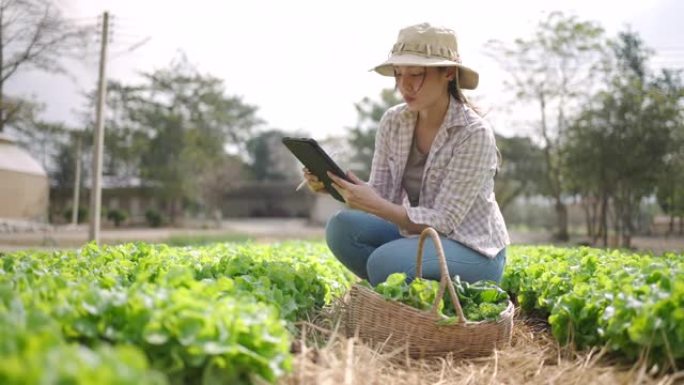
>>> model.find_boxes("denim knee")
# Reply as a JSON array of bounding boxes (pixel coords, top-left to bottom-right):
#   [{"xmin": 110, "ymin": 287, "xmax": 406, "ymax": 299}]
[
  {"xmin": 325, "ymin": 209, "xmax": 371, "ymax": 279},
  {"xmin": 325, "ymin": 210, "xmax": 354, "ymax": 251}
]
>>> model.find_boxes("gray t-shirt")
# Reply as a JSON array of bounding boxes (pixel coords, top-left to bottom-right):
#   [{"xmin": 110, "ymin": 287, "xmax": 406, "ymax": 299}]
[{"xmin": 402, "ymin": 135, "xmax": 428, "ymax": 207}]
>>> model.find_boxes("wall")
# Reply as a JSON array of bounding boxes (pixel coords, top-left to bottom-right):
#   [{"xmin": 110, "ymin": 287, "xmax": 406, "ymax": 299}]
[{"xmin": 0, "ymin": 170, "xmax": 49, "ymax": 221}]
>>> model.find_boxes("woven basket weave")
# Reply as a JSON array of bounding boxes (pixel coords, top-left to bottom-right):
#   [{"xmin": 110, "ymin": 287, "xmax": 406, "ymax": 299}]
[{"xmin": 344, "ymin": 227, "xmax": 514, "ymax": 358}]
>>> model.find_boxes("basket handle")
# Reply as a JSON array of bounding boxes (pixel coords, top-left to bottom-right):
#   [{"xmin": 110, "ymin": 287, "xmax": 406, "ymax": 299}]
[{"xmin": 415, "ymin": 227, "xmax": 467, "ymax": 323}]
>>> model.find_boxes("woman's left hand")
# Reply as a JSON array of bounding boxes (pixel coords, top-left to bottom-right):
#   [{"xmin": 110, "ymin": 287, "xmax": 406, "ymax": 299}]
[{"xmin": 327, "ymin": 171, "xmax": 384, "ymax": 213}]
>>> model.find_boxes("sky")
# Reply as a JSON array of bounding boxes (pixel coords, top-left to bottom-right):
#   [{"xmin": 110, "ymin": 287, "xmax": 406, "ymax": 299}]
[{"xmin": 8, "ymin": 0, "xmax": 684, "ymax": 140}]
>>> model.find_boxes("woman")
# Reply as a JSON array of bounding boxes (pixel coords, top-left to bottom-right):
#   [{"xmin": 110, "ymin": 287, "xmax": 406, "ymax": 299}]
[{"xmin": 303, "ymin": 22, "xmax": 509, "ymax": 286}]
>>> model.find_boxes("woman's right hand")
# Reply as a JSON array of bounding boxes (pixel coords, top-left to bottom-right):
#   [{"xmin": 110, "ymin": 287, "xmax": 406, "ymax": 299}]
[{"xmin": 302, "ymin": 168, "xmax": 328, "ymax": 194}]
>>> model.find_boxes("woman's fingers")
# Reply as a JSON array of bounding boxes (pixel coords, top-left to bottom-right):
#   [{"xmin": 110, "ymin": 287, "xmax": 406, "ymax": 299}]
[
  {"xmin": 303, "ymin": 168, "xmax": 319, "ymax": 183},
  {"xmin": 308, "ymin": 181, "xmax": 326, "ymax": 193},
  {"xmin": 301, "ymin": 168, "xmax": 328, "ymax": 193},
  {"xmin": 300, "ymin": 169, "xmax": 325, "ymax": 192}
]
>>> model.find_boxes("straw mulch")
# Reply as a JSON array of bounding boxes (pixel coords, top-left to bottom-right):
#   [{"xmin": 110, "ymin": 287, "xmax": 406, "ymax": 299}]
[{"xmin": 278, "ymin": 305, "xmax": 684, "ymax": 385}]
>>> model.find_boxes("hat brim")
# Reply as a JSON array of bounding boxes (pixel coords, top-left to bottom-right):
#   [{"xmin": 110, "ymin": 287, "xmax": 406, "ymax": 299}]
[{"xmin": 371, "ymin": 54, "xmax": 479, "ymax": 90}]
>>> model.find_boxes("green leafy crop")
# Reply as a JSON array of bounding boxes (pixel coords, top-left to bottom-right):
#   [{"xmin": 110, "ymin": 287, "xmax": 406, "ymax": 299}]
[
  {"xmin": 443, "ymin": 276, "xmax": 510, "ymax": 322},
  {"xmin": 0, "ymin": 293, "xmax": 166, "ymax": 385},
  {"xmin": 502, "ymin": 246, "xmax": 684, "ymax": 368},
  {"xmin": 371, "ymin": 273, "xmax": 509, "ymax": 322},
  {"xmin": 0, "ymin": 241, "xmax": 356, "ymax": 384}
]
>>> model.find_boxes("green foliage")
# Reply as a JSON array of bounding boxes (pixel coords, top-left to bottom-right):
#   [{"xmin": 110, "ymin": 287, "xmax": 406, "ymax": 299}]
[
  {"xmin": 165, "ymin": 233, "xmax": 252, "ymax": 246},
  {"xmin": 503, "ymin": 245, "xmax": 684, "ymax": 368},
  {"xmin": 371, "ymin": 273, "xmax": 509, "ymax": 322},
  {"xmin": 9, "ymin": 107, "xmax": 76, "ymax": 188},
  {"xmin": 107, "ymin": 208, "xmax": 128, "ymax": 227},
  {"xmin": 52, "ymin": 132, "xmax": 87, "ymax": 190},
  {"xmin": 195, "ymin": 155, "xmax": 246, "ymax": 216},
  {"xmin": 135, "ymin": 57, "xmax": 262, "ymax": 212},
  {"xmin": 145, "ymin": 209, "xmax": 163, "ymax": 227},
  {"xmin": 494, "ymin": 134, "xmax": 547, "ymax": 211},
  {"xmin": 563, "ymin": 31, "xmax": 683, "ymax": 245},
  {"xmin": 374, "ymin": 273, "xmax": 442, "ymax": 313},
  {"xmin": 0, "ymin": 295, "xmax": 166, "ymax": 385},
  {"xmin": 654, "ymin": 70, "xmax": 684, "ymax": 227},
  {"xmin": 63, "ymin": 206, "xmax": 88, "ymax": 223},
  {"xmin": 1, "ymin": 241, "xmax": 356, "ymax": 384},
  {"xmin": 347, "ymin": 89, "xmax": 403, "ymax": 180},
  {"xmin": 443, "ymin": 277, "xmax": 510, "ymax": 322},
  {"xmin": 76, "ymin": 56, "xmax": 264, "ymax": 224},
  {"xmin": 246, "ymin": 129, "xmax": 303, "ymax": 182},
  {"xmin": 486, "ymin": 11, "xmax": 607, "ymax": 241}
]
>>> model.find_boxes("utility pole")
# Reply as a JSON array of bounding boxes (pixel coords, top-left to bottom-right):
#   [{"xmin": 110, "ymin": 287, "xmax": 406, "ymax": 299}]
[
  {"xmin": 89, "ymin": 11, "xmax": 109, "ymax": 243},
  {"xmin": 71, "ymin": 133, "xmax": 82, "ymax": 226}
]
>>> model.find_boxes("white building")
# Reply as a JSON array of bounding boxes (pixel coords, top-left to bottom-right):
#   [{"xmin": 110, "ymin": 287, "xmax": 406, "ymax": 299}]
[{"xmin": 0, "ymin": 133, "xmax": 49, "ymax": 223}]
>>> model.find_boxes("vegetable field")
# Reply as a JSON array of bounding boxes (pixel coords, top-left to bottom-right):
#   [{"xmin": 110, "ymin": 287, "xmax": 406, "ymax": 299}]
[
  {"xmin": 0, "ymin": 242, "xmax": 355, "ymax": 384},
  {"xmin": 502, "ymin": 246, "xmax": 684, "ymax": 370},
  {"xmin": 1, "ymin": 242, "xmax": 682, "ymax": 384}
]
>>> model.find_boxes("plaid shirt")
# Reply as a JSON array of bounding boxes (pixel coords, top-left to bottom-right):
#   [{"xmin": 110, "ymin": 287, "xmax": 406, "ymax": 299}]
[{"xmin": 368, "ymin": 97, "xmax": 510, "ymax": 258}]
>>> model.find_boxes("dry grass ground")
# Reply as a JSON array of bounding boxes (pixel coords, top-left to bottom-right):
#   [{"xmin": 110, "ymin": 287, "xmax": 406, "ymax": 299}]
[{"xmin": 279, "ymin": 304, "xmax": 684, "ymax": 385}]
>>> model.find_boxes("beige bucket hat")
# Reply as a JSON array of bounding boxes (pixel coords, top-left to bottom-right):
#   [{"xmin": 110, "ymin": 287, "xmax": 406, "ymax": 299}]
[{"xmin": 372, "ymin": 23, "xmax": 479, "ymax": 90}]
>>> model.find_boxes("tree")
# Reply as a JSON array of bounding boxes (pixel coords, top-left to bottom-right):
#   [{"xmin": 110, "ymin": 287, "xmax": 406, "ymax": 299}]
[
  {"xmin": 486, "ymin": 12, "xmax": 606, "ymax": 241},
  {"xmin": 8, "ymin": 97, "xmax": 74, "ymax": 178},
  {"xmin": 347, "ymin": 88, "xmax": 402, "ymax": 180},
  {"xmin": 196, "ymin": 155, "xmax": 246, "ymax": 227},
  {"xmin": 653, "ymin": 69, "xmax": 684, "ymax": 235},
  {"xmin": 563, "ymin": 31, "xmax": 680, "ymax": 247},
  {"xmin": 100, "ymin": 81, "xmax": 149, "ymax": 184},
  {"xmin": 494, "ymin": 134, "xmax": 546, "ymax": 212},
  {"xmin": 563, "ymin": 102, "xmax": 618, "ymax": 245},
  {"xmin": 52, "ymin": 130, "xmax": 86, "ymax": 190},
  {"xmin": 91, "ymin": 55, "xmax": 263, "ymax": 224},
  {"xmin": 0, "ymin": 0, "xmax": 92, "ymax": 132},
  {"xmin": 245, "ymin": 129, "xmax": 303, "ymax": 182},
  {"xmin": 602, "ymin": 32, "xmax": 674, "ymax": 248}
]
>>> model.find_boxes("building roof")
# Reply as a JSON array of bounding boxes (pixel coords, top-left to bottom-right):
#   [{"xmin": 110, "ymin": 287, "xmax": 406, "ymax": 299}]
[{"xmin": 0, "ymin": 134, "xmax": 47, "ymax": 177}]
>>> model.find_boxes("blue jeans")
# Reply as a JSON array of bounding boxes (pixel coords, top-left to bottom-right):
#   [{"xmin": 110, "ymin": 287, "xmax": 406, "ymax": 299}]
[{"xmin": 326, "ymin": 209, "xmax": 506, "ymax": 286}]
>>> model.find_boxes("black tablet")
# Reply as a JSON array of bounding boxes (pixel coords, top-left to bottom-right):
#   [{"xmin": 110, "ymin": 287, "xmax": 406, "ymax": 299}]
[{"xmin": 282, "ymin": 137, "xmax": 351, "ymax": 203}]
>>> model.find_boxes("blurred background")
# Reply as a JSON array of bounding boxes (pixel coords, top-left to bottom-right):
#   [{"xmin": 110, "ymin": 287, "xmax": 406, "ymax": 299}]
[{"xmin": 1, "ymin": 0, "xmax": 683, "ymax": 251}]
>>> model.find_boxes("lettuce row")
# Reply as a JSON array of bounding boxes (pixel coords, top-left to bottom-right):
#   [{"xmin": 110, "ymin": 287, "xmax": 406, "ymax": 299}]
[
  {"xmin": 0, "ymin": 241, "xmax": 355, "ymax": 384},
  {"xmin": 502, "ymin": 246, "xmax": 684, "ymax": 367}
]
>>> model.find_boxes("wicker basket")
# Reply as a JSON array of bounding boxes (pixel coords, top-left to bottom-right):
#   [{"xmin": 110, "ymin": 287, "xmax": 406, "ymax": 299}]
[{"xmin": 343, "ymin": 227, "xmax": 514, "ymax": 358}]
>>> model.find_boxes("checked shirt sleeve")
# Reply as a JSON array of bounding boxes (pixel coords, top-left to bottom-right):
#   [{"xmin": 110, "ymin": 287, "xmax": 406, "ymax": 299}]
[{"xmin": 405, "ymin": 126, "xmax": 497, "ymax": 236}]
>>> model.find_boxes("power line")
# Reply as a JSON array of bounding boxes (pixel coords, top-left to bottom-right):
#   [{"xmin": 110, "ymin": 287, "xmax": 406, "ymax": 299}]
[
  {"xmin": 109, "ymin": 37, "xmax": 151, "ymax": 60},
  {"xmin": 61, "ymin": 16, "xmax": 99, "ymax": 23}
]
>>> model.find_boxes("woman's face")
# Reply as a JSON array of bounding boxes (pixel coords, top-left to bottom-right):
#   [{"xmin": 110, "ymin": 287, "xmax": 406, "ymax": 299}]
[{"xmin": 394, "ymin": 66, "xmax": 452, "ymax": 111}]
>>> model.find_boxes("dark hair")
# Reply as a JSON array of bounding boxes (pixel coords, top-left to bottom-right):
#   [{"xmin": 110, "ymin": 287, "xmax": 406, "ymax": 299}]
[{"xmin": 444, "ymin": 68, "xmax": 481, "ymax": 116}]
